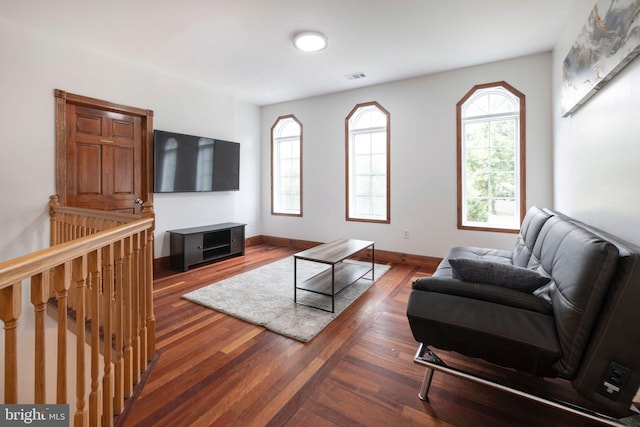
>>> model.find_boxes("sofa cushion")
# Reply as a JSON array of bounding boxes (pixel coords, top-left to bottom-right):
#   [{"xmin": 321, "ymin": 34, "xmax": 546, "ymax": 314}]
[
  {"xmin": 406, "ymin": 290, "xmax": 561, "ymax": 376},
  {"xmin": 413, "ymin": 276, "xmax": 553, "ymax": 315},
  {"xmin": 449, "ymin": 257, "xmax": 551, "ymax": 293}
]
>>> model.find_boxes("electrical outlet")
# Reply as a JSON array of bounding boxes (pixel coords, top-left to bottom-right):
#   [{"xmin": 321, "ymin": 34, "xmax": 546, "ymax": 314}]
[
  {"xmin": 599, "ymin": 362, "xmax": 632, "ymax": 400},
  {"xmin": 403, "ymin": 229, "xmax": 410, "ymax": 239}
]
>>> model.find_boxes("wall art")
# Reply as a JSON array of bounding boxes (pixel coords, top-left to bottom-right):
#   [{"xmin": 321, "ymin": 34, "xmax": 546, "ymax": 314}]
[{"xmin": 562, "ymin": 0, "xmax": 640, "ymax": 117}]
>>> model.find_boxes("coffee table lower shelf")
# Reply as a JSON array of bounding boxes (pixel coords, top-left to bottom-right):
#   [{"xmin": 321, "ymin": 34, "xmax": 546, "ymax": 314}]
[{"xmin": 295, "ymin": 262, "xmax": 372, "ymax": 313}]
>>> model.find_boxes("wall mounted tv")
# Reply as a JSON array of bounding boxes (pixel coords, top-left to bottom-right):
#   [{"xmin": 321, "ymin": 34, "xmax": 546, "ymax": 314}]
[{"xmin": 153, "ymin": 129, "xmax": 240, "ymax": 193}]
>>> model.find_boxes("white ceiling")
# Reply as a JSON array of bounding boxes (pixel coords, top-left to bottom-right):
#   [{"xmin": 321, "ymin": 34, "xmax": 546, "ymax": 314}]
[{"xmin": 0, "ymin": 0, "xmax": 577, "ymax": 106}]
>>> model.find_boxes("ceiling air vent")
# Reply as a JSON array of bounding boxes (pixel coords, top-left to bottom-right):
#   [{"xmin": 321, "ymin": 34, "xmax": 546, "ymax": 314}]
[{"xmin": 345, "ymin": 72, "xmax": 367, "ymax": 80}]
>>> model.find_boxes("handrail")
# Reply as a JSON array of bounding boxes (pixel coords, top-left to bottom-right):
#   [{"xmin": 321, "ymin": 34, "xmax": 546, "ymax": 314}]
[
  {"xmin": 51, "ymin": 205, "xmax": 147, "ymax": 223},
  {"xmin": 0, "ymin": 199, "xmax": 156, "ymax": 427},
  {"xmin": 0, "ymin": 218, "xmax": 153, "ymax": 290}
]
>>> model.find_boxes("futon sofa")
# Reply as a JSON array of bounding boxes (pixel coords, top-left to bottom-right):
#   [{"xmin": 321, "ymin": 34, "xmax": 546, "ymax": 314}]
[{"xmin": 406, "ymin": 206, "xmax": 640, "ymax": 419}]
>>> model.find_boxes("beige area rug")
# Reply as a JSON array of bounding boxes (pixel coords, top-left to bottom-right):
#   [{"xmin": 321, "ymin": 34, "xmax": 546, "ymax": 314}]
[{"xmin": 182, "ymin": 256, "xmax": 391, "ymax": 342}]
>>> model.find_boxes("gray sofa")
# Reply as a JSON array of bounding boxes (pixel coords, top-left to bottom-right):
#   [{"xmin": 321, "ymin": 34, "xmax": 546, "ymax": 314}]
[{"xmin": 406, "ymin": 206, "xmax": 640, "ymax": 419}]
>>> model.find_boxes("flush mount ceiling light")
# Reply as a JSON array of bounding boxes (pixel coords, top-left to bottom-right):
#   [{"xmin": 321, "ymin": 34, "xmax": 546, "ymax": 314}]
[{"xmin": 293, "ymin": 31, "xmax": 328, "ymax": 52}]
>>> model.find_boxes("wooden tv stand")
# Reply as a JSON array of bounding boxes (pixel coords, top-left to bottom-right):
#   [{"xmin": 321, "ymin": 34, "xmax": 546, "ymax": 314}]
[{"xmin": 168, "ymin": 222, "xmax": 246, "ymax": 271}]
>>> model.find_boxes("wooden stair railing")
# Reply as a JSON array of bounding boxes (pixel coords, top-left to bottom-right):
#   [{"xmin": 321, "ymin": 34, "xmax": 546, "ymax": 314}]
[{"xmin": 0, "ymin": 196, "xmax": 155, "ymax": 427}]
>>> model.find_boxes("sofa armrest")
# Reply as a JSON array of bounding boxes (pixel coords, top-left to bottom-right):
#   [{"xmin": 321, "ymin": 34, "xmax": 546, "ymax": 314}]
[{"xmin": 412, "ymin": 276, "xmax": 553, "ymax": 315}]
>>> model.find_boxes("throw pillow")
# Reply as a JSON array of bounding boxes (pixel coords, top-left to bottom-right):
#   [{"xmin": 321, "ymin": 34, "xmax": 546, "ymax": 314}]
[{"xmin": 448, "ymin": 257, "xmax": 550, "ymax": 293}]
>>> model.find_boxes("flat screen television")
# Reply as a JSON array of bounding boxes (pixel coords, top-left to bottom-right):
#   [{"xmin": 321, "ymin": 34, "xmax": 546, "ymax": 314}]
[{"xmin": 153, "ymin": 129, "xmax": 240, "ymax": 193}]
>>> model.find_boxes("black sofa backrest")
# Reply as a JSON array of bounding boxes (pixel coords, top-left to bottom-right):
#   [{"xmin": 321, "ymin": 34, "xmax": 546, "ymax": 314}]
[
  {"xmin": 512, "ymin": 206, "xmax": 553, "ymax": 268},
  {"xmin": 531, "ymin": 216, "xmax": 619, "ymax": 379},
  {"xmin": 545, "ymin": 209, "xmax": 640, "ymax": 415}
]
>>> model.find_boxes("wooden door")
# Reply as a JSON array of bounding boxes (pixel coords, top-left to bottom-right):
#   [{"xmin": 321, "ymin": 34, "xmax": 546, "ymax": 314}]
[
  {"xmin": 55, "ymin": 90, "xmax": 154, "ymax": 214},
  {"xmin": 66, "ymin": 105, "xmax": 142, "ymax": 213}
]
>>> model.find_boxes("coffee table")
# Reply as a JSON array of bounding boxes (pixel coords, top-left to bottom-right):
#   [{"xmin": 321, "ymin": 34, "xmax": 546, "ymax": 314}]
[{"xmin": 294, "ymin": 238, "xmax": 375, "ymax": 312}]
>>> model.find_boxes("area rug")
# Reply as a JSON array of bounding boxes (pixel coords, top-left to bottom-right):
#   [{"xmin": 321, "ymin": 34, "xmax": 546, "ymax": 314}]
[{"xmin": 182, "ymin": 256, "xmax": 390, "ymax": 342}]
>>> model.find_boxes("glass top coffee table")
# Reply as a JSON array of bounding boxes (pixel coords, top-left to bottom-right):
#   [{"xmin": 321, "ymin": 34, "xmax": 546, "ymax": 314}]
[{"xmin": 294, "ymin": 238, "xmax": 375, "ymax": 312}]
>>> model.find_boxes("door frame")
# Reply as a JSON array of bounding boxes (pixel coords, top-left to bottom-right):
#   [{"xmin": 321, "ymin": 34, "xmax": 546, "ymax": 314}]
[{"xmin": 54, "ymin": 89, "xmax": 154, "ymax": 210}]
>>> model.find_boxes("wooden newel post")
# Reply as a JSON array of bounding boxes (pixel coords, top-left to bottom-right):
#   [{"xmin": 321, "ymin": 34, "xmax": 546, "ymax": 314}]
[
  {"xmin": 1, "ymin": 283, "xmax": 22, "ymax": 404},
  {"xmin": 141, "ymin": 203, "xmax": 156, "ymax": 358},
  {"xmin": 49, "ymin": 195, "xmax": 60, "ymax": 246}
]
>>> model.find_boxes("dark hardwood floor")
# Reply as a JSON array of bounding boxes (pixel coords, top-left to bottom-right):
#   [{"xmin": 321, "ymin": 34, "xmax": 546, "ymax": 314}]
[{"xmin": 120, "ymin": 244, "xmax": 611, "ymax": 426}]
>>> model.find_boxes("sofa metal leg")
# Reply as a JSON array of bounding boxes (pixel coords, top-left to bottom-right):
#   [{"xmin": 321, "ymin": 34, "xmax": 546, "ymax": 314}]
[
  {"xmin": 418, "ymin": 367, "xmax": 434, "ymax": 401},
  {"xmin": 412, "ymin": 343, "xmax": 628, "ymax": 426}
]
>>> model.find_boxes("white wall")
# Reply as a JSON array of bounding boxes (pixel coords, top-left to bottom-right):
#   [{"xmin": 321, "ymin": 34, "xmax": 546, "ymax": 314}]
[
  {"xmin": 261, "ymin": 53, "xmax": 554, "ymax": 258},
  {"xmin": 0, "ymin": 17, "xmax": 262, "ymax": 401},
  {"xmin": 0, "ymin": 17, "xmax": 262, "ymax": 262},
  {"xmin": 552, "ymin": 1, "xmax": 640, "ymax": 245}
]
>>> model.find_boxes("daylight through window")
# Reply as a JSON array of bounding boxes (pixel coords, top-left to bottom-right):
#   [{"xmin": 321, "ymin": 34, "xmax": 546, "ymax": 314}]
[
  {"xmin": 458, "ymin": 82, "xmax": 525, "ymax": 231},
  {"xmin": 271, "ymin": 115, "xmax": 302, "ymax": 216},
  {"xmin": 346, "ymin": 102, "xmax": 390, "ymax": 223}
]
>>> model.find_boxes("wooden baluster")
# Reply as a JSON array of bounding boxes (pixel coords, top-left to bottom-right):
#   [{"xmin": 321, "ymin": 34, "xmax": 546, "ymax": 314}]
[
  {"xmin": 123, "ymin": 235, "xmax": 134, "ymax": 397},
  {"xmin": 60, "ymin": 212, "xmax": 65, "ymax": 243},
  {"xmin": 70, "ymin": 214, "xmax": 75, "ymax": 239},
  {"xmin": 102, "ymin": 244, "xmax": 114, "ymax": 426},
  {"xmin": 86, "ymin": 242, "xmax": 93, "ymax": 323},
  {"xmin": 72, "ymin": 255, "xmax": 88, "ymax": 426},
  {"xmin": 70, "ymin": 213, "xmax": 76, "ymax": 241},
  {"xmin": 31, "ymin": 272, "xmax": 50, "ymax": 403},
  {"xmin": 146, "ymin": 246, "xmax": 156, "ymax": 361},
  {"xmin": 82, "ymin": 214, "xmax": 88, "ymax": 235},
  {"xmin": 0, "ymin": 283, "xmax": 22, "ymax": 403},
  {"xmin": 62, "ymin": 213, "xmax": 68, "ymax": 241},
  {"xmin": 138, "ymin": 230, "xmax": 148, "ymax": 373},
  {"xmin": 68, "ymin": 222, "xmax": 81, "ymax": 316},
  {"xmin": 58, "ymin": 213, "xmax": 64, "ymax": 244},
  {"xmin": 82, "ymin": 214, "xmax": 87, "ymax": 237},
  {"xmin": 68, "ymin": 259, "xmax": 77, "ymax": 312},
  {"xmin": 69, "ymin": 213, "xmax": 75, "ymax": 241},
  {"xmin": 88, "ymin": 250, "xmax": 102, "ymax": 427},
  {"xmin": 85, "ymin": 222, "xmax": 95, "ymax": 324},
  {"xmin": 53, "ymin": 262, "xmax": 71, "ymax": 404},
  {"xmin": 76, "ymin": 212, "xmax": 82, "ymax": 237},
  {"xmin": 62, "ymin": 213, "xmax": 69, "ymax": 244},
  {"xmin": 66, "ymin": 213, "xmax": 71, "ymax": 242},
  {"xmin": 142, "ymin": 203, "xmax": 156, "ymax": 360},
  {"xmin": 74, "ymin": 213, "xmax": 81, "ymax": 238},
  {"xmin": 113, "ymin": 240, "xmax": 125, "ymax": 414},
  {"xmin": 131, "ymin": 233, "xmax": 141, "ymax": 383}
]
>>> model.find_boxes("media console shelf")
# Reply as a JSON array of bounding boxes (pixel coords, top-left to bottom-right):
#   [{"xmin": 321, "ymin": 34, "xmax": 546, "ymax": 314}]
[{"xmin": 168, "ymin": 222, "xmax": 246, "ymax": 271}]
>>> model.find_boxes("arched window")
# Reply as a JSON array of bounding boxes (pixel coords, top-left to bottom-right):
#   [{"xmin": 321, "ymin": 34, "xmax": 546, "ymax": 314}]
[
  {"xmin": 271, "ymin": 115, "xmax": 302, "ymax": 216},
  {"xmin": 457, "ymin": 81, "xmax": 525, "ymax": 231},
  {"xmin": 346, "ymin": 102, "xmax": 390, "ymax": 223}
]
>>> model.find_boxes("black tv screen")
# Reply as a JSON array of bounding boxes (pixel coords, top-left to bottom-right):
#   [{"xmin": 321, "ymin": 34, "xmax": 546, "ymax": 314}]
[{"xmin": 153, "ymin": 130, "xmax": 240, "ymax": 193}]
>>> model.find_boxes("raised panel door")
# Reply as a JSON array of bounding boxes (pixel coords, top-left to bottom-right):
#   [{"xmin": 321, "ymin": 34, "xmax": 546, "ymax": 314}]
[{"xmin": 66, "ymin": 104, "xmax": 142, "ymax": 213}]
